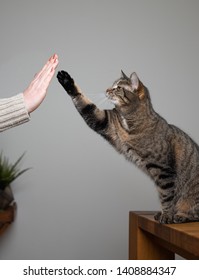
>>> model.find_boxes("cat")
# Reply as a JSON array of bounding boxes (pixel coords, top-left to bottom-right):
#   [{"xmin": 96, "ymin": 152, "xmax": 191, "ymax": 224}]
[{"xmin": 57, "ymin": 70, "xmax": 199, "ymax": 224}]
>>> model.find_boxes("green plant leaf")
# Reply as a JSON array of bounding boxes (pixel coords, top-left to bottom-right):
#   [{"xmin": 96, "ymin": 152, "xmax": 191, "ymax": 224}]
[{"xmin": 0, "ymin": 152, "xmax": 30, "ymax": 190}]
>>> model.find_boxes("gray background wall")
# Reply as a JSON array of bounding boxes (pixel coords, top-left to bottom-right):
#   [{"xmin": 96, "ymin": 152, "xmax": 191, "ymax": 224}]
[{"xmin": 0, "ymin": 0, "xmax": 199, "ymax": 259}]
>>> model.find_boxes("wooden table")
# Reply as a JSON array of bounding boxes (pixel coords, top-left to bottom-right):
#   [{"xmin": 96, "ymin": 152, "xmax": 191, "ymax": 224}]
[{"xmin": 129, "ymin": 211, "xmax": 199, "ymax": 260}]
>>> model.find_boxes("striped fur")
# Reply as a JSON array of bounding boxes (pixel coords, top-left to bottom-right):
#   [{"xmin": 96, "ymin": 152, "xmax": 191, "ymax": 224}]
[{"xmin": 57, "ymin": 70, "xmax": 199, "ymax": 224}]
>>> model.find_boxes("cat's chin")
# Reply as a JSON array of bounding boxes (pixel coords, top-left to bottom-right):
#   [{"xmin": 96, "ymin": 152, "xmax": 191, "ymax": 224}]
[
  {"xmin": 109, "ymin": 99, "xmax": 119, "ymax": 106},
  {"xmin": 105, "ymin": 97, "xmax": 117, "ymax": 106}
]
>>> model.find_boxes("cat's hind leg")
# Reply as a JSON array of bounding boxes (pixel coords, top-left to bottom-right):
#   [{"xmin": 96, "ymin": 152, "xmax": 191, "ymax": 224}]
[
  {"xmin": 174, "ymin": 198, "xmax": 199, "ymax": 223},
  {"xmin": 173, "ymin": 212, "xmax": 199, "ymax": 223}
]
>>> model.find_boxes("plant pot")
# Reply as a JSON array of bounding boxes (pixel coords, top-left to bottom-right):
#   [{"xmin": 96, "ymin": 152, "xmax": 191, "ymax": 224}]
[
  {"xmin": 0, "ymin": 185, "xmax": 14, "ymax": 210},
  {"xmin": 0, "ymin": 203, "xmax": 16, "ymax": 236}
]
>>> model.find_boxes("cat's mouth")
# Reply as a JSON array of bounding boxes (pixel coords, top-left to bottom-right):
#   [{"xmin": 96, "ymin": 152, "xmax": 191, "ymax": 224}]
[
  {"xmin": 105, "ymin": 92, "xmax": 120, "ymax": 106},
  {"xmin": 105, "ymin": 92, "xmax": 112, "ymax": 100},
  {"xmin": 106, "ymin": 88, "xmax": 127, "ymax": 106},
  {"xmin": 106, "ymin": 89, "xmax": 116, "ymax": 103},
  {"xmin": 106, "ymin": 88, "xmax": 118, "ymax": 99},
  {"xmin": 106, "ymin": 88, "xmax": 113, "ymax": 95}
]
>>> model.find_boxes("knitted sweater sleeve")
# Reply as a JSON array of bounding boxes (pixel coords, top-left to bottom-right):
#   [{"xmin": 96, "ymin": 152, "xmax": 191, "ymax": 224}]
[{"xmin": 0, "ymin": 93, "xmax": 30, "ymax": 132}]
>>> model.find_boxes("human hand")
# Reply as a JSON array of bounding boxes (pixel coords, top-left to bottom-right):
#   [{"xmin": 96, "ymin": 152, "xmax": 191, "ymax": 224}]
[{"xmin": 23, "ymin": 54, "xmax": 59, "ymax": 113}]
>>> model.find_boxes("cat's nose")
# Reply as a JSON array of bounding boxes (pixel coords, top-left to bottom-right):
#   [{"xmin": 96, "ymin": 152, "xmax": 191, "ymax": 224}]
[{"xmin": 106, "ymin": 88, "xmax": 112, "ymax": 94}]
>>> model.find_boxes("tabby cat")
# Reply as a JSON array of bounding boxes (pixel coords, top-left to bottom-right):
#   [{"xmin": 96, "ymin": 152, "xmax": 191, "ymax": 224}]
[{"xmin": 57, "ymin": 70, "xmax": 199, "ymax": 224}]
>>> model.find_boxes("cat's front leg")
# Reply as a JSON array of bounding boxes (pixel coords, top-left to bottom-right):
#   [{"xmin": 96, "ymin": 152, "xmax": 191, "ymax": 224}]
[
  {"xmin": 154, "ymin": 211, "xmax": 174, "ymax": 224},
  {"xmin": 154, "ymin": 204, "xmax": 175, "ymax": 224},
  {"xmin": 57, "ymin": 70, "xmax": 110, "ymax": 137},
  {"xmin": 155, "ymin": 186, "xmax": 175, "ymax": 224}
]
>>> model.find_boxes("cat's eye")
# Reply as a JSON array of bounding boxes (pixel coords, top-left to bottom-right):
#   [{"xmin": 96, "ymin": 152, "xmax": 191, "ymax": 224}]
[{"xmin": 117, "ymin": 89, "xmax": 125, "ymax": 98}]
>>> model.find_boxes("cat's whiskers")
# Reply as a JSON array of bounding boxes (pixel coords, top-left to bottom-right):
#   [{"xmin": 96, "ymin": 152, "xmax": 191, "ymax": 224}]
[
  {"xmin": 87, "ymin": 94, "xmax": 101, "ymax": 97},
  {"xmin": 86, "ymin": 92, "xmax": 112, "ymax": 108},
  {"xmin": 87, "ymin": 92, "xmax": 105, "ymax": 97},
  {"xmin": 97, "ymin": 96, "xmax": 111, "ymax": 107},
  {"xmin": 96, "ymin": 96, "xmax": 113, "ymax": 108},
  {"xmin": 87, "ymin": 93, "xmax": 104, "ymax": 102}
]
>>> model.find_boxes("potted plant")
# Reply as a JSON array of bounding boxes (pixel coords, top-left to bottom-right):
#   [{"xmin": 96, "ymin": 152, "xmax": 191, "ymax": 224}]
[{"xmin": 0, "ymin": 152, "xmax": 30, "ymax": 210}]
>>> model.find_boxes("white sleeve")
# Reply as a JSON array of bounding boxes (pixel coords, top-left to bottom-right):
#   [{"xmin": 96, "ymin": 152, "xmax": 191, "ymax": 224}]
[{"xmin": 0, "ymin": 93, "xmax": 30, "ymax": 132}]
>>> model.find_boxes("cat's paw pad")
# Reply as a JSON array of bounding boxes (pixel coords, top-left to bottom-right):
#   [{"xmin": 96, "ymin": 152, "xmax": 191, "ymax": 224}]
[
  {"xmin": 57, "ymin": 70, "xmax": 76, "ymax": 95},
  {"xmin": 154, "ymin": 212, "xmax": 173, "ymax": 224}
]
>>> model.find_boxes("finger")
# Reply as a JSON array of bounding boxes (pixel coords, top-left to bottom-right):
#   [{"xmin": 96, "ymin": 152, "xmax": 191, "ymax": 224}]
[
  {"xmin": 43, "ymin": 66, "xmax": 57, "ymax": 85},
  {"xmin": 34, "ymin": 54, "xmax": 57, "ymax": 80},
  {"xmin": 38, "ymin": 56, "xmax": 52, "ymax": 74},
  {"xmin": 40, "ymin": 59, "xmax": 59, "ymax": 87},
  {"xmin": 43, "ymin": 57, "xmax": 59, "ymax": 79},
  {"xmin": 32, "ymin": 61, "xmax": 51, "ymax": 81},
  {"xmin": 52, "ymin": 53, "xmax": 58, "ymax": 60},
  {"xmin": 42, "ymin": 55, "xmax": 59, "ymax": 75},
  {"xmin": 35, "ymin": 56, "xmax": 58, "ymax": 84}
]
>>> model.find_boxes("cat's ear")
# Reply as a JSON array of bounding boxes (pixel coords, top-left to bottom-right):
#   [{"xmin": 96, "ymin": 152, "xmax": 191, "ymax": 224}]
[
  {"xmin": 130, "ymin": 72, "xmax": 139, "ymax": 91},
  {"xmin": 130, "ymin": 72, "xmax": 145, "ymax": 100},
  {"xmin": 121, "ymin": 70, "xmax": 129, "ymax": 80}
]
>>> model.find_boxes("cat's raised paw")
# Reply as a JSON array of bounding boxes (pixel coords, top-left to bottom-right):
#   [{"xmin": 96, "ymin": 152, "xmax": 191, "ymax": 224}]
[{"xmin": 57, "ymin": 70, "xmax": 77, "ymax": 96}]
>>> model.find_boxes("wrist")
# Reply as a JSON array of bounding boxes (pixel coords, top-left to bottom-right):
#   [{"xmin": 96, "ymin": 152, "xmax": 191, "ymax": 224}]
[{"xmin": 23, "ymin": 92, "xmax": 32, "ymax": 113}]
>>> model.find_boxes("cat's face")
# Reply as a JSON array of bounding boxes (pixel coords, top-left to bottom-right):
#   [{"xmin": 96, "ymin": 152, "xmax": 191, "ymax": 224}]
[{"xmin": 106, "ymin": 71, "xmax": 145, "ymax": 108}]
